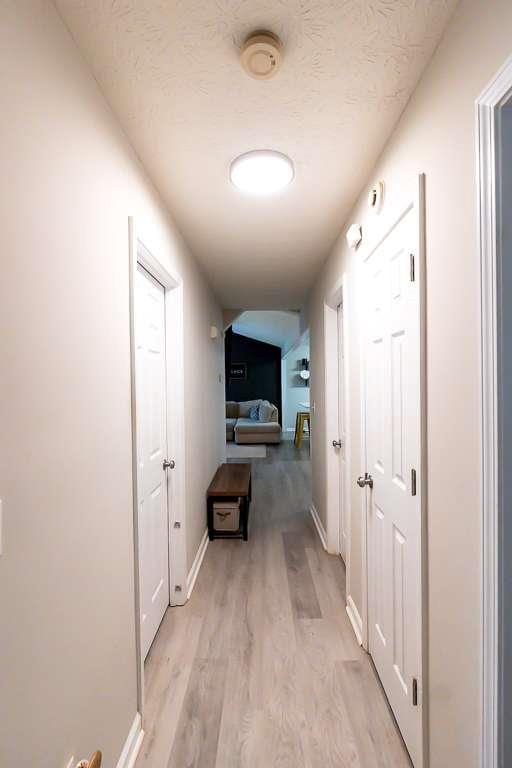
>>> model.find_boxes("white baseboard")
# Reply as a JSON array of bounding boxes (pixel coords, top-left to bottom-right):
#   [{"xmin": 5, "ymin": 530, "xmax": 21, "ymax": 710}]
[
  {"xmin": 309, "ymin": 504, "xmax": 327, "ymax": 551},
  {"xmin": 186, "ymin": 528, "xmax": 209, "ymax": 599},
  {"xmin": 116, "ymin": 712, "xmax": 144, "ymax": 768},
  {"xmin": 346, "ymin": 595, "xmax": 363, "ymax": 646}
]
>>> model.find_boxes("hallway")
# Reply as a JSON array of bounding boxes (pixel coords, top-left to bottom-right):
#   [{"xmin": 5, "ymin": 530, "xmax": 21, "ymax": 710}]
[{"xmin": 137, "ymin": 442, "xmax": 411, "ymax": 768}]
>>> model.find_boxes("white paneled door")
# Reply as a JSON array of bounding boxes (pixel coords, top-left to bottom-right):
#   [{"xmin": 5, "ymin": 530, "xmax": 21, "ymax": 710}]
[
  {"xmin": 136, "ymin": 264, "xmax": 170, "ymax": 660},
  {"xmin": 337, "ymin": 302, "xmax": 348, "ymax": 561},
  {"xmin": 362, "ymin": 203, "xmax": 423, "ymax": 766}
]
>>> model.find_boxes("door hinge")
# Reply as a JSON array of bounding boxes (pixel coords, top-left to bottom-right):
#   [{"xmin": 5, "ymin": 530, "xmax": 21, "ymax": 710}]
[
  {"xmin": 410, "ymin": 253, "xmax": 415, "ymax": 282},
  {"xmin": 174, "ymin": 521, "xmax": 181, "ymax": 529},
  {"xmin": 411, "ymin": 468, "xmax": 417, "ymax": 496},
  {"xmin": 412, "ymin": 677, "xmax": 418, "ymax": 706},
  {"xmin": 175, "ymin": 584, "xmax": 182, "ymax": 593}
]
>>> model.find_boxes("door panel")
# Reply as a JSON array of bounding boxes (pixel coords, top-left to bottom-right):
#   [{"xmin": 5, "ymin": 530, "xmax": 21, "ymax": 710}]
[
  {"xmin": 363, "ymin": 206, "xmax": 422, "ymax": 766},
  {"xmin": 136, "ymin": 265, "xmax": 170, "ymax": 660},
  {"xmin": 337, "ymin": 303, "xmax": 348, "ymax": 559}
]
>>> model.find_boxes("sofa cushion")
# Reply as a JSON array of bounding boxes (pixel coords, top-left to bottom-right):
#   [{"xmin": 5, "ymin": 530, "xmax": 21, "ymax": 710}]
[
  {"xmin": 238, "ymin": 399, "xmax": 262, "ymax": 417},
  {"xmin": 258, "ymin": 400, "xmax": 278, "ymax": 422},
  {"xmin": 225, "ymin": 401, "xmax": 239, "ymax": 419},
  {"xmin": 235, "ymin": 418, "xmax": 281, "ymax": 434},
  {"xmin": 226, "ymin": 418, "xmax": 237, "ymax": 430},
  {"xmin": 236, "ymin": 431, "xmax": 281, "ymax": 444}
]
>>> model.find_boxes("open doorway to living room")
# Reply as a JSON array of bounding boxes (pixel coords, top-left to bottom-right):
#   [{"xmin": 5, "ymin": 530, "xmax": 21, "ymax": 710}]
[{"xmin": 223, "ymin": 310, "xmax": 309, "ymax": 458}]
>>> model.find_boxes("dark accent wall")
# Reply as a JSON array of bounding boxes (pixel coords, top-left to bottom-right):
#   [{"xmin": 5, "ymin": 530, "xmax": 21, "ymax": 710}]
[{"xmin": 225, "ymin": 328, "xmax": 282, "ymax": 424}]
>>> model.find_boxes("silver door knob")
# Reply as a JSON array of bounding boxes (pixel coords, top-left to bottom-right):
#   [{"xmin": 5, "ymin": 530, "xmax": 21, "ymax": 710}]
[
  {"xmin": 357, "ymin": 472, "xmax": 373, "ymax": 489},
  {"xmin": 332, "ymin": 439, "xmax": 342, "ymax": 448},
  {"xmin": 163, "ymin": 459, "xmax": 175, "ymax": 470}
]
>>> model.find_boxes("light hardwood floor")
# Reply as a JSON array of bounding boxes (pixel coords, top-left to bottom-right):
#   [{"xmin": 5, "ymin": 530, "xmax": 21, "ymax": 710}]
[{"xmin": 136, "ymin": 440, "xmax": 412, "ymax": 768}]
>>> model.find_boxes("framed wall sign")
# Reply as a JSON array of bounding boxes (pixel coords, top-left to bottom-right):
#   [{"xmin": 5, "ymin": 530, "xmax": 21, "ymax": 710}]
[{"xmin": 229, "ymin": 363, "xmax": 247, "ymax": 380}]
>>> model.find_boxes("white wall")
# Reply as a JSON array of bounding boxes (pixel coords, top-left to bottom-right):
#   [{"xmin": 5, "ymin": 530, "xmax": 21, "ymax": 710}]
[
  {"xmin": 0, "ymin": 2, "xmax": 224, "ymax": 767},
  {"xmin": 304, "ymin": 0, "xmax": 512, "ymax": 764},
  {"xmin": 282, "ymin": 339, "xmax": 310, "ymax": 432}
]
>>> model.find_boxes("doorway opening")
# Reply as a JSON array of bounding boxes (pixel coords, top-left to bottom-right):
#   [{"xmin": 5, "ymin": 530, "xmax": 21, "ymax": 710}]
[
  {"xmin": 223, "ymin": 310, "xmax": 306, "ymax": 458},
  {"xmin": 135, "ymin": 262, "xmax": 170, "ymax": 661},
  {"xmin": 323, "ymin": 278, "xmax": 351, "ymax": 562},
  {"xmin": 478, "ymin": 56, "xmax": 512, "ymax": 768},
  {"xmin": 323, "ymin": 177, "xmax": 427, "ymax": 766},
  {"xmin": 336, "ymin": 301, "xmax": 349, "ymax": 561},
  {"xmin": 128, "ymin": 219, "xmax": 187, "ymax": 718},
  {"xmin": 359, "ymin": 176, "xmax": 426, "ymax": 768}
]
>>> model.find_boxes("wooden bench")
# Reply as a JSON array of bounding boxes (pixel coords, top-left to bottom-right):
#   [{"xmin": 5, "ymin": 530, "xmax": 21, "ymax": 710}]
[{"xmin": 207, "ymin": 462, "xmax": 252, "ymax": 541}]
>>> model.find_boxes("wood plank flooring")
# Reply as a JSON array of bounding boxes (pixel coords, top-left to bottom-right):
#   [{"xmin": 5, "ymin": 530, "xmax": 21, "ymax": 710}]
[{"xmin": 136, "ymin": 439, "xmax": 412, "ymax": 768}]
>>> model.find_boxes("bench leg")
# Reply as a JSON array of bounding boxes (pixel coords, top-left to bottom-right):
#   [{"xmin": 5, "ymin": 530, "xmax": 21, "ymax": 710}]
[
  {"xmin": 207, "ymin": 498, "xmax": 215, "ymax": 540},
  {"xmin": 243, "ymin": 497, "xmax": 249, "ymax": 541}
]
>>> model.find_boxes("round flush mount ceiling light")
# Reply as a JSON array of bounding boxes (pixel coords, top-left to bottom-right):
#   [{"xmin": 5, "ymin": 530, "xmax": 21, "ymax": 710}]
[
  {"xmin": 241, "ymin": 31, "xmax": 282, "ymax": 80},
  {"xmin": 230, "ymin": 150, "xmax": 294, "ymax": 195}
]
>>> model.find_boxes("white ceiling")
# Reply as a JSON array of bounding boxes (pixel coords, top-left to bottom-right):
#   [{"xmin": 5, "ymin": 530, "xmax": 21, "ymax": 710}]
[
  {"xmin": 56, "ymin": 0, "xmax": 457, "ymax": 309},
  {"xmin": 232, "ymin": 310, "xmax": 301, "ymax": 355}
]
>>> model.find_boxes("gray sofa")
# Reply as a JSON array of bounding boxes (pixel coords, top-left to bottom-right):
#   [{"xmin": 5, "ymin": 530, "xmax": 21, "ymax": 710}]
[{"xmin": 226, "ymin": 399, "xmax": 281, "ymax": 444}]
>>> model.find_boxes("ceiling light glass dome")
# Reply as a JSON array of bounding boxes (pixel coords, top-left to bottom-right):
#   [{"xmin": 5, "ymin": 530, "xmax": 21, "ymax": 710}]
[{"xmin": 230, "ymin": 150, "xmax": 294, "ymax": 195}]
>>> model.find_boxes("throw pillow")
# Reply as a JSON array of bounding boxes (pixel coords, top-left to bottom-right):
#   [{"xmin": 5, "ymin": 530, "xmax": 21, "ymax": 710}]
[
  {"xmin": 249, "ymin": 404, "xmax": 260, "ymax": 420},
  {"xmin": 258, "ymin": 400, "xmax": 273, "ymax": 422}
]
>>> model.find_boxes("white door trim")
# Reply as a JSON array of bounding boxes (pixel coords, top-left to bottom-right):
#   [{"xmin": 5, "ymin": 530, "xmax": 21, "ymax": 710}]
[
  {"xmin": 281, "ymin": 357, "xmax": 288, "ymax": 431},
  {"xmin": 477, "ymin": 55, "xmax": 512, "ymax": 768},
  {"xmin": 323, "ymin": 276, "xmax": 352, "ymax": 601},
  {"xmin": 358, "ymin": 174, "xmax": 427, "ymax": 766},
  {"xmin": 115, "ymin": 712, "xmax": 144, "ymax": 768},
  {"xmin": 128, "ymin": 217, "xmax": 187, "ymax": 715},
  {"xmin": 336, "ymin": 300, "xmax": 348, "ymax": 562}
]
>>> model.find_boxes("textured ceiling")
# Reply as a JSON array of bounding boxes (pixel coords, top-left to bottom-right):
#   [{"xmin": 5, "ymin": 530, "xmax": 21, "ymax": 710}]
[{"xmin": 56, "ymin": 0, "xmax": 457, "ymax": 309}]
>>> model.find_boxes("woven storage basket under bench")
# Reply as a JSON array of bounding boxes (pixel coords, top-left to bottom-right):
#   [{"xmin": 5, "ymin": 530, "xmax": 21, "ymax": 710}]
[{"xmin": 207, "ymin": 462, "xmax": 252, "ymax": 541}]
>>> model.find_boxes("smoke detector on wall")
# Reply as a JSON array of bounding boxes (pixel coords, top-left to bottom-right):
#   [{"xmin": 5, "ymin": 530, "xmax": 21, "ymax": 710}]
[{"xmin": 241, "ymin": 31, "xmax": 283, "ymax": 80}]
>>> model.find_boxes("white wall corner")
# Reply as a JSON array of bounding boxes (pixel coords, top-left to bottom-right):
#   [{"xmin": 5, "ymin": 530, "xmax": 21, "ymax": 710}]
[
  {"xmin": 116, "ymin": 713, "xmax": 144, "ymax": 768},
  {"xmin": 186, "ymin": 528, "xmax": 209, "ymax": 600},
  {"xmin": 309, "ymin": 504, "xmax": 328, "ymax": 551},
  {"xmin": 346, "ymin": 595, "xmax": 363, "ymax": 646}
]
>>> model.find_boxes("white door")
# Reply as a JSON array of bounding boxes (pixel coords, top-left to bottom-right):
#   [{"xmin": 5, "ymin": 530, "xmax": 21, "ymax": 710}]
[
  {"xmin": 363, "ymin": 205, "xmax": 423, "ymax": 765},
  {"xmin": 337, "ymin": 302, "xmax": 348, "ymax": 561},
  {"xmin": 136, "ymin": 264, "xmax": 170, "ymax": 660}
]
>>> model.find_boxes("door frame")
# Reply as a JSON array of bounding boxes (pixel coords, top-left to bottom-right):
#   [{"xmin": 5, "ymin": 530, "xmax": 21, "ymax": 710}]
[
  {"xmin": 358, "ymin": 174, "xmax": 428, "ymax": 765},
  {"xmin": 324, "ymin": 276, "xmax": 352, "ymax": 565},
  {"xmin": 282, "ymin": 329, "xmax": 311, "ymax": 435},
  {"xmin": 335, "ymin": 300, "xmax": 348, "ymax": 561},
  {"xmin": 477, "ymin": 55, "xmax": 512, "ymax": 768},
  {"xmin": 281, "ymin": 356, "xmax": 288, "ymax": 431},
  {"xmin": 128, "ymin": 217, "xmax": 187, "ymax": 714}
]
